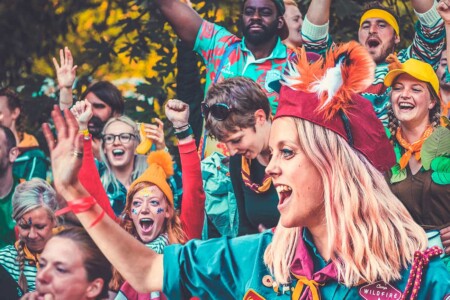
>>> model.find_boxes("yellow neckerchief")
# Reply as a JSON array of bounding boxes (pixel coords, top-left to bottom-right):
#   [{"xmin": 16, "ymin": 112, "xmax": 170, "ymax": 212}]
[
  {"xmin": 291, "ymin": 274, "xmax": 323, "ymax": 300},
  {"xmin": 18, "ymin": 132, "xmax": 39, "ymax": 149},
  {"xmin": 14, "ymin": 241, "xmax": 40, "ymax": 269},
  {"xmin": 395, "ymin": 125, "xmax": 433, "ymax": 170},
  {"xmin": 241, "ymin": 156, "xmax": 272, "ymax": 193}
]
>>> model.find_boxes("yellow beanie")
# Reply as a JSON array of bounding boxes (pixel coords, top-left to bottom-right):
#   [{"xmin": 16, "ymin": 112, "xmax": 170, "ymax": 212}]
[{"xmin": 128, "ymin": 150, "xmax": 174, "ymax": 204}]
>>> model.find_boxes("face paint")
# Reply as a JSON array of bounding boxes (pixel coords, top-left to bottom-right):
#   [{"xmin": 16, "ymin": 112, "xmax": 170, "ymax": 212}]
[
  {"xmin": 156, "ymin": 208, "xmax": 164, "ymax": 214},
  {"xmin": 28, "ymin": 217, "xmax": 33, "ymax": 225},
  {"xmin": 131, "ymin": 208, "xmax": 139, "ymax": 215}
]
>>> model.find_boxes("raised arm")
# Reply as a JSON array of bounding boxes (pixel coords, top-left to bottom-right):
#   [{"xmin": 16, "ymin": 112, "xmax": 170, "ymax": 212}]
[
  {"xmin": 304, "ymin": 0, "xmax": 331, "ymax": 26},
  {"xmin": 71, "ymin": 100, "xmax": 116, "ymax": 221},
  {"xmin": 301, "ymin": 0, "xmax": 332, "ymax": 55},
  {"xmin": 52, "ymin": 47, "xmax": 77, "ymax": 110},
  {"xmin": 165, "ymin": 99, "xmax": 205, "ymax": 239},
  {"xmin": 438, "ymin": 0, "xmax": 450, "ymax": 68},
  {"xmin": 154, "ymin": 0, "xmax": 203, "ymax": 48},
  {"xmin": 42, "ymin": 106, "xmax": 162, "ymax": 293},
  {"xmin": 412, "ymin": 0, "xmax": 436, "ymax": 13}
]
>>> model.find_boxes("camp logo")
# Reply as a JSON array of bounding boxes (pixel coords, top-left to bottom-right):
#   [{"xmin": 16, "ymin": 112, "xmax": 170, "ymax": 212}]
[
  {"xmin": 358, "ymin": 281, "xmax": 401, "ymax": 300},
  {"xmin": 243, "ymin": 289, "xmax": 266, "ymax": 300}
]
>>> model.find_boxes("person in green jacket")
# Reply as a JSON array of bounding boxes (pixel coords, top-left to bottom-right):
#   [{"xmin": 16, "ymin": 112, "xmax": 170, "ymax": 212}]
[{"xmin": 41, "ymin": 42, "xmax": 450, "ymax": 300}]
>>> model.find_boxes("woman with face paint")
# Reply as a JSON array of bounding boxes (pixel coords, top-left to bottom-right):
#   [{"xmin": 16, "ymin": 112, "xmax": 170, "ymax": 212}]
[
  {"xmin": 0, "ymin": 178, "xmax": 58, "ymax": 293},
  {"xmin": 44, "ymin": 42, "xmax": 450, "ymax": 299},
  {"xmin": 71, "ymin": 100, "xmax": 178, "ymax": 217}
]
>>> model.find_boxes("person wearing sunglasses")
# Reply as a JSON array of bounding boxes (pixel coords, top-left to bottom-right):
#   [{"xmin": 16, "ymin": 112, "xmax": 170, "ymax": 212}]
[
  {"xmin": 201, "ymin": 76, "xmax": 279, "ymax": 236},
  {"xmin": 41, "ymin": 42, "xmax": 450, "ymax": 300}
]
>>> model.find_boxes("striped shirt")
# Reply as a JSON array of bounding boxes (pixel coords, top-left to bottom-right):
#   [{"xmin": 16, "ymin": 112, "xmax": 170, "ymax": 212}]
[{"xmin": 0, "ymin": 245, "xmax": 37, "ymax": 291}]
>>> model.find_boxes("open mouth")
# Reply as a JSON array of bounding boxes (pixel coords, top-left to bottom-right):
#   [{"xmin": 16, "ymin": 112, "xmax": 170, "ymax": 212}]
[
  {"xmin": 366, "ymin": 38, "xmax": 380, "ymax": 48},
  {"xmin": 398, "ymin": 101, "xmax": 415, "ymax": 111},
  {"xmin": 112, "ymin": 149, "xmax": 125, "ymax": 158},
  {"xmin": 139, "ymin": 218, "xmax": 154, "ymax": 233},
  {"xmin": 275, "ymin": 185, "xmax": 293, "ymax": 206}
]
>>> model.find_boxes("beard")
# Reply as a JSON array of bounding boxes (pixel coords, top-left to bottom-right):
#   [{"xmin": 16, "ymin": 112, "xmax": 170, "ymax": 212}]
[
  {"xmin": 241, "ymin": 18, "xmax": 279, "ymax": 46},
  {"xmin": 88, "ymin": 116, "xmax": 106, "ymax": 139}
]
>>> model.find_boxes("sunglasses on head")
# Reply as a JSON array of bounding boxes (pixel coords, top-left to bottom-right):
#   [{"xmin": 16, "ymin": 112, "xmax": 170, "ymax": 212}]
[{"xmin": 201, "ymin": 102, "xmax": 234, "ymax": 121}]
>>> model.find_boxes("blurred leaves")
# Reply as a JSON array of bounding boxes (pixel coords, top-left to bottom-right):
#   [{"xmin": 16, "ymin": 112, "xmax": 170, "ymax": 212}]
[{"xmin": 1, "ymin": 0, "xmax": 418, "ymax": 145}]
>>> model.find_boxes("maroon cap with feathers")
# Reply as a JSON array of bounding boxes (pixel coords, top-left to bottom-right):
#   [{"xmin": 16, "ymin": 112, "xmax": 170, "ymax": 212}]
[{"xmin": 275, "ymin": 41, "xmax": 396, "ymax": 172}]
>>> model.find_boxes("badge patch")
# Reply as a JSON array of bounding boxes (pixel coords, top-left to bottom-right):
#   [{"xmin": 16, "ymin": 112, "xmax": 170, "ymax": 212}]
[
  {"xmin": 358, "ymin": 281, "xmax": 401, "ymax": 300},
  {"xmin": 262, "ymin": 275, "xmax": 273, "ymax": 288},
  {"xmin": 243, "ymin": 289, "xmax": 266, "ymax": 300}
]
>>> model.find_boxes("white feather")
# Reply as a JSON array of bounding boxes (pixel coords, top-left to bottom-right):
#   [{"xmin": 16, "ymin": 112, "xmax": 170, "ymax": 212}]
[
  {"xmin": 281, "ymin": 60, "xmax": 302, "ymax": 89},
  {"xmin": 310, "ymin": 61, "xmax": 343, "ymax": 109}
]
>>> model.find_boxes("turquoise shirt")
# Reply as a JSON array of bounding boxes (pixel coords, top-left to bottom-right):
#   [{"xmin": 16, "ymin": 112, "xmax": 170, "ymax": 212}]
[
  {"xmin": 194, "ymin": 21, "xmax": 293, "ymax": 115},
  {"xmin": 163, "ymin": 230, "xmax": 450, "ymax": 299}
]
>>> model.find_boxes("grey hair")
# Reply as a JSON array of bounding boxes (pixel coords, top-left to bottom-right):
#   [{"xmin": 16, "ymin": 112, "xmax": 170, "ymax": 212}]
[{"xmin": 12, "ymin": 178, "xmax": 58, "ymax": 221}]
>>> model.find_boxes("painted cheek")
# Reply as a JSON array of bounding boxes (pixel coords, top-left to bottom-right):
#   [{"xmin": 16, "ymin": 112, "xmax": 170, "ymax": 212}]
[
  {"xmin": 131, "ymin": 208, "xmax": 139, "ymax": 215},
  {"xmin": 156, "ymin": 208, "xmax": 164, "ymax": 214}
]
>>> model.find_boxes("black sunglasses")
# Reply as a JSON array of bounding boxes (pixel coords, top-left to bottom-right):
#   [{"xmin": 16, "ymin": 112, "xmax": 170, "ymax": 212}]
[{"xmin": 201, "ymin": 102, "xmax": 234, "ymax": 121}]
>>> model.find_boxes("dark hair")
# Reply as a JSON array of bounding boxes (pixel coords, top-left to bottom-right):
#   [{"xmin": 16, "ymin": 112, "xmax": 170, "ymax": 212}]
[
  {"xmin": 0, "ymin": 88, "xmax": 25, "ymax": 135},
  {"xmin": 0, "ymin": 125, "xmax": 17, "ymax": 153},
  {"xmin": 361, "ymin": 1, "xmax": 400, "ymax": 29},
  {"xmin": 241, "ymin": 0, "xmax": 284, "ymax": 17},
  {"xmin": 54, "ymin": 227, "xmax": 112, "ymax": 300},
  {"xmin": 204, "ymin": 77, "xmax": 271, "ymax": 141},
  {"xmin": 82, "ymin": 81, "xmax": 124, "ymax": 116}
]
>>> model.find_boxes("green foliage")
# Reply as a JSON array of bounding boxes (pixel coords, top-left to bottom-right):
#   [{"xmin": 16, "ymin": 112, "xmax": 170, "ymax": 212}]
[
  {"xmin": 421, "ymin": 127, "xmax": 450, "ymax": 170},
  {"xmin": 430, "ymin": 156, "xmax": 450, "ymax": 185},
  {"xmin": 390, "ymin": 164, "xmax": 407, "ymax": 183},
  {"xmin": 1, "ymin": 0, "xmax": 419, "ymax": 145}
]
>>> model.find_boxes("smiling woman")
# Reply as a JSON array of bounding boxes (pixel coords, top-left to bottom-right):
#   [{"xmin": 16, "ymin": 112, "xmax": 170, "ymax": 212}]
[
  {"xmin": 0, "ymin": 178, "xmax": 58, "ymax": 293},
  {"xmin": 43, "ymin": 42, "xmax": 450, "ymax": 300},
  {"xmin": 384, "ymin": 57, "xmax": 450, "ymax": 270}
]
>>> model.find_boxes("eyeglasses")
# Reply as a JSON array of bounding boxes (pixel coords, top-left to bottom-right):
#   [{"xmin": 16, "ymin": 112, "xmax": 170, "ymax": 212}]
[
  {"xmin": 102, "ymin": 133, "xmax": 137, "ymax": 144},
  {"xmin": 201, "ymin": 102, "xmax": 234, "ymax": 121}
]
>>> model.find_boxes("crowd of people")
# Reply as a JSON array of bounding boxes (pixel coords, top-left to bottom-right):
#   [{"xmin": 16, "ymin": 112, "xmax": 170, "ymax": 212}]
[{"xmin": 1, "ymin": 0, "xmax": 450, "ymax": 299}]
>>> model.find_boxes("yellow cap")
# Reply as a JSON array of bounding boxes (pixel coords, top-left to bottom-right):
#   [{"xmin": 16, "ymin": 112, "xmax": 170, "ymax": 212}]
[{"xmin": 384, "ymin": 58, "xmax": 440, "ymax": 96}]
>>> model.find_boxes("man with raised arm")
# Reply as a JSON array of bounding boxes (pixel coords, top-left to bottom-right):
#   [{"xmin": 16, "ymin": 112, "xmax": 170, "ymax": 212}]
[{"xmin": 301, "ymin": 0, "xmax": 445, "ymax": 125}]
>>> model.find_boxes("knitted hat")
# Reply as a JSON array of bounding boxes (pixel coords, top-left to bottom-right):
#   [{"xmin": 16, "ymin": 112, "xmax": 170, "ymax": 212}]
[
  {"xmin": 384, "ymin": 57, "xmax": 440, "ymax": 96},
  {"xmin": 128, "ymin": 150, "xmax": 174, "ymax": 204},
  {"xmin": 276, "ymin": 41, "xmax": 396, "ymax": 172}
]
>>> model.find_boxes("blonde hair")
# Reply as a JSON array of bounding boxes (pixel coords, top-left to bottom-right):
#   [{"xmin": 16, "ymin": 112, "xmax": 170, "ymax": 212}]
[
  {"xmin": 12, "ymin": 178, "xmax": 58, "ymax": 293},
  {"xmin": 283, "ymin": 0, "xmax": 299, "ymax": 8},
  {"xmin": 99, "ymin": 115, "xmax": 148, "ymax": 192},
  {"xmin": 264, "ymin": 118, "xmax": 427, "ymax": 286}
]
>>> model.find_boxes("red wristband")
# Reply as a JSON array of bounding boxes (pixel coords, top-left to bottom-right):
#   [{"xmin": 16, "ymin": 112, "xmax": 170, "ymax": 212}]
[{"xmin": 55, "ymin": 196, "xmax": 96, "ymax": 216}]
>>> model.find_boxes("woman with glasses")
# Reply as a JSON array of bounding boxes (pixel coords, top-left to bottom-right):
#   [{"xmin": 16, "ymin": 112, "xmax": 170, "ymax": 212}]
[
  {"xmin": 42, "ymin": 42, "xmax": 450, "ymax": 299},
  {"xmin": 201, "ymin": 77, "xmax": 279, "ymax": 236},
  {"xmin": 71, "ymin": 100, "xmax": 168, "ymax": 216}
]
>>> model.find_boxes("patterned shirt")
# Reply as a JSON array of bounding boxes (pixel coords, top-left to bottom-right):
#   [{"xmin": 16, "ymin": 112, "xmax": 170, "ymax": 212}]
[
  {"xmin": 195, "ymin": 21, "xmax": 293, "ymax": 158},
  {"xmin": 302, "ymin": 4, "xmax": 445, "ymax": 125},
  {"xmin": 194, "ymin": 20, "xmax": 293, "ymax": 115}
]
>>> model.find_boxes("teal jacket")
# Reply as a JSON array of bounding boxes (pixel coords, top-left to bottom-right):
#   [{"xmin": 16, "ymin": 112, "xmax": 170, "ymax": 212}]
[{"xmin": 163, "ymin": 230, "xmax": 450, "ymax": 299}]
